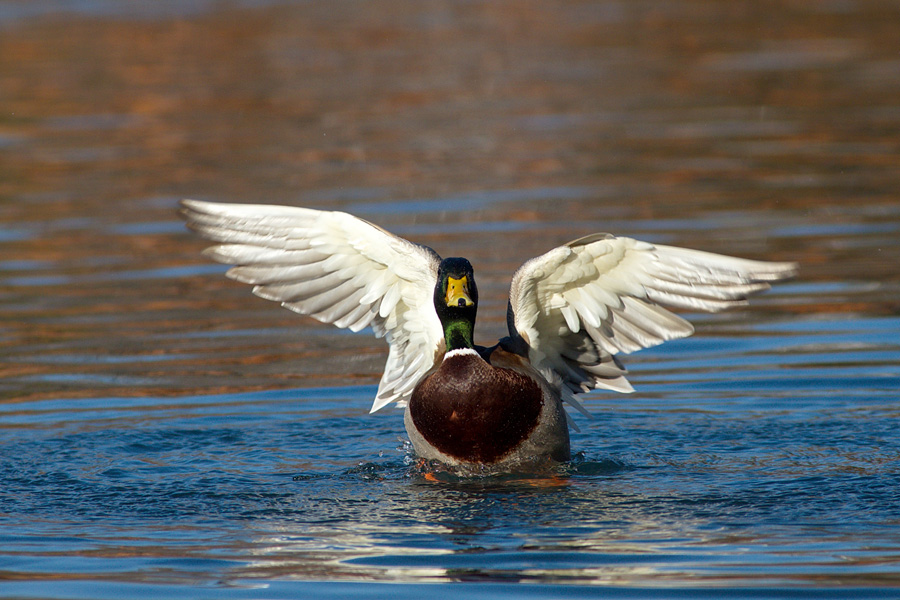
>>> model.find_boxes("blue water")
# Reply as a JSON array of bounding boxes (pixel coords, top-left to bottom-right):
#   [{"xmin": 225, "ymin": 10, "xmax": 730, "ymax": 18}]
[
  {"xmin": 2, "ymin": 305, "xmax": 899, "ymax": 597},
  {"xmin": 3, "ymin": 0, "xmax": 900, "ymax": 597}
]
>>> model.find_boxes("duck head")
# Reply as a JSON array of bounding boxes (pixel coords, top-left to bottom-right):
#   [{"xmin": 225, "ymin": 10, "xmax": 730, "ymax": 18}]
[{"xmin": 434, "ymin": 257, "xmax": 478, "ymax": 351}]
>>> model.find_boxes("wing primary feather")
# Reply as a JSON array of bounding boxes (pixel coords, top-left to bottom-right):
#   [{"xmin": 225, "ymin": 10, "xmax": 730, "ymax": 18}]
[
  {"xmin": 226, "ymin": 262, "xmax": 330, "ymax": 285},
  {"xmin": 203, "ymin": 245, "xmax": 316, "ymax": 265},
  {"xmin": 644, "ymin": 288, "xmax": 746, "ymax": 313}
]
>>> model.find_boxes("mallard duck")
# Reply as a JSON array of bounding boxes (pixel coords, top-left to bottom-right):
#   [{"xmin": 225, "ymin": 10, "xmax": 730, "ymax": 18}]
[{"xmin": 180, "ymin": 199, "xmax": 796, "ymax": 469}]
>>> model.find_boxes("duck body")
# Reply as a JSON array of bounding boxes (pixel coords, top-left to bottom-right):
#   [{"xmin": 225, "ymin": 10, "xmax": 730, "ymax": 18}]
[
  {"xmin": 406, "ymin": 346, "xmax": 570, "ymax": 467},
  {"xmin": 180, "ymin": 199, "xmax": 797, "ymax": 470},
  {"xmin": 402, "ymin": 256, "xmax": 569, "ymax": 468}
]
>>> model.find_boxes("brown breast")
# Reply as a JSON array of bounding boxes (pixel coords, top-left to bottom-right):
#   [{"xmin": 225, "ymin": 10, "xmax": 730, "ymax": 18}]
[{"xmin": 408, "ymin": 350, "xmax": 543, "ymax": 464}]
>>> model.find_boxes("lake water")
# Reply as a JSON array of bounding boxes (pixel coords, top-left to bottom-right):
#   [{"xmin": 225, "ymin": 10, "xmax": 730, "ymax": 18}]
[{"xmin": 2, "ymin": 1, "xmax": 900, "ymax": 598}]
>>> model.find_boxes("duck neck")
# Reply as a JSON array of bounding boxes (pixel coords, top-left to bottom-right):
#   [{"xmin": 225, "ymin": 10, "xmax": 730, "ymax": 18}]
[{"xmin": 443, "ymin": 317, "xmax": 475, "ymax": 352}]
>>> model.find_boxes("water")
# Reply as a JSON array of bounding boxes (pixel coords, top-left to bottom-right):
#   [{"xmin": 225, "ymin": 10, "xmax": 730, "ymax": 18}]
[{"xmin": 2, "ymin": 0, "xmax": 900, "ymax": 597}]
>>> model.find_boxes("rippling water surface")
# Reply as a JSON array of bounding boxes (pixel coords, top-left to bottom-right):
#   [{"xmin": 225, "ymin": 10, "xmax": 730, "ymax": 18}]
[{"xmin": 2, "ymin": 1, "xmax": 900, "ymax": 598}]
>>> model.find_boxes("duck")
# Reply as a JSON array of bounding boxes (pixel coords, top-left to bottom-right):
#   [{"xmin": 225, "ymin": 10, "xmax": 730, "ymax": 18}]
[{"xmin": 180, "ymin": 199, "xmax": 797, "ymax": 470}]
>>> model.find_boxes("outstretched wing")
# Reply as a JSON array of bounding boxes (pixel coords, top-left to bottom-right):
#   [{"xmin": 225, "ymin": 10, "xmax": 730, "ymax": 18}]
[
  {"xmin": 180, "ymin": 200, "xmax": 444, "ymax": 412},
  {"xmin": 507, "ymin": 233, "xmax": 797, "ymax": 414}
]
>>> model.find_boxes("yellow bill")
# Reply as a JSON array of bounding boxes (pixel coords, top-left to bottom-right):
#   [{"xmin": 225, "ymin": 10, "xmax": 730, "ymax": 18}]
[{"xmin": 445, "ymin": 276, "xmax": 474, "ymax": 307}]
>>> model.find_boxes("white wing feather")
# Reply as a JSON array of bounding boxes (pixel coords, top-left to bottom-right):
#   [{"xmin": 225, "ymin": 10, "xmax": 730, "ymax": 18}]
[
  {"xmin": 180, "ymin": 200, "xmax": 444, "ymax": 412},
  {"xmin": 508, "ymin": 233, "xmax": 797, "ymax": 412}
]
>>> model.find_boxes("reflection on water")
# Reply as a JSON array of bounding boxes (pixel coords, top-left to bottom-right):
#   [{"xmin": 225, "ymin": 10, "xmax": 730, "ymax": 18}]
[{"xmin": 1, "ymin": 0, "xmax": 900, "ymax": 597}]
